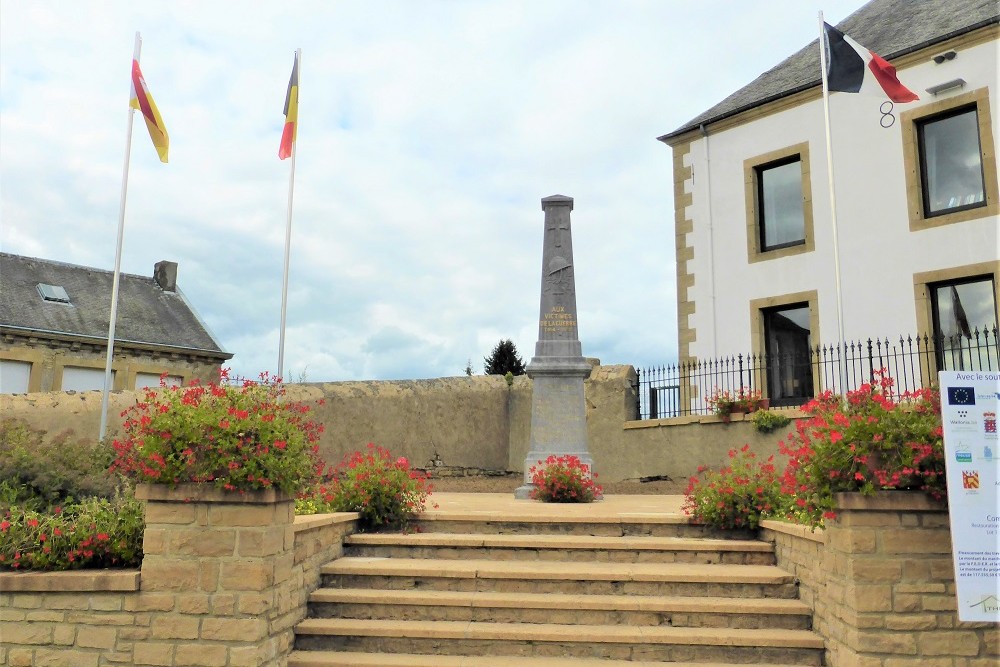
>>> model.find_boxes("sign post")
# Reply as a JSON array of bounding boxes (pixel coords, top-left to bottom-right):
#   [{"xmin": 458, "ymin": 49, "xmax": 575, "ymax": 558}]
[{"xmin": 939, "ymin": 370, "xmax": 1000, "ymax": 622}]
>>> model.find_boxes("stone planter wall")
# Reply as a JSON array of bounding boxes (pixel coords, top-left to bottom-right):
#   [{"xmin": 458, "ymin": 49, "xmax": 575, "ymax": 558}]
[
  {"xmin": 0, "ymin": 485, "xmax": 357, "ymax": 667},
  {"xmin": 763, "ymin": 492, "xmax": 999, "ymax": 667}
]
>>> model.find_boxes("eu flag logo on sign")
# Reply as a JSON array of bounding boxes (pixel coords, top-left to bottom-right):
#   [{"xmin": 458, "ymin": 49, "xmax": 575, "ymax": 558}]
[{"xmin": 948, "ymin": 387, "xmax": 976, "ymax": 406}]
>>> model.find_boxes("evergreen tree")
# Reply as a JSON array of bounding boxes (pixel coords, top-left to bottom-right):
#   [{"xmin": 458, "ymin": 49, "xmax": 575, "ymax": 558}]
[{"xmin": 483, "ymin": 339, "xmax": 526, "ymax": 376}]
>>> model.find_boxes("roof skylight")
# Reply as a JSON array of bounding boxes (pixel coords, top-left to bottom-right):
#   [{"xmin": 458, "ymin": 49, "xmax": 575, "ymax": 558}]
[{"xmin": 37, "ymin": 283, "xmax": 71, "ymax": 303}]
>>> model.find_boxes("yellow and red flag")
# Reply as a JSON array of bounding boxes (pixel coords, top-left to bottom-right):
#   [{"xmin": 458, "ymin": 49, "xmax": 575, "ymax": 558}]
[
  {"xmin": 129, "ymin": 59, "xmax": 169, "ymax": 163},
  {"xmin": 279, "ymin": 53, "xmax": 299, "ymax": 160}
]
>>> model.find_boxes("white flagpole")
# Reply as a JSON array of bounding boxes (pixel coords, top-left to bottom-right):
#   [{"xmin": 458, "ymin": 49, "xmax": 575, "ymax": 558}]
[
  {"xmin": 99, "ymin": 31, "xmax": 141, "ymax": 441},
  {"xmin": 277, "ymin": 48, "xmax": 301, "ymax": 381},
  {"xmin": 818, "ymin": 12, "xmax": 849, "ymax": 394}
]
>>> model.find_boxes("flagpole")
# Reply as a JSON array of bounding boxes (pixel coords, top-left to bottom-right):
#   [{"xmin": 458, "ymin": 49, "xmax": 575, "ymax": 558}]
[
  {"xmin": 277, "ymin": 48, "xmax": 301, "ymax": 381},
  {"xmin": 818, "ymin": 12, "xmax": 849, "ymax": 394},
  {"xmin": 99, "ymin": 31, "xmax": 141, "ymax": 441}
]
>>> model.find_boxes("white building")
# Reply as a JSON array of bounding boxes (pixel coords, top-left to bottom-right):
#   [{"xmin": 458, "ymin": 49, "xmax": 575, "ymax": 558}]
[{"xmin": 658, "ymin": 0, "xmax": 998, "ymax": 407}]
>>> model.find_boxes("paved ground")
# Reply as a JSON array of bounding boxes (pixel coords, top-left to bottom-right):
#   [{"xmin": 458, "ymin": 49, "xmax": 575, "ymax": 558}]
[
  {"xmin": 427, "ymin": 472, "xmax": 688, "ymax": 496},
  {"xmin": 425, "ymin": 492, "xmax": 688, "ymax": 518}
]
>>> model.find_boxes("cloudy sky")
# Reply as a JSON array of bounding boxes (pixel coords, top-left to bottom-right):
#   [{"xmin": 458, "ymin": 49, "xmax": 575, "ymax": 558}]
[{"xmin": 1, "ymin": 0, "xmax": 869, "ymax": 382}]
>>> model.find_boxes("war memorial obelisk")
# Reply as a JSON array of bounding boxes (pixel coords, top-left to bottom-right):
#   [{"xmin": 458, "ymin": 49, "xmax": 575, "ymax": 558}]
[{"xmin": 515, "ymin": 195, "xmax": 595, "ymax": 499}]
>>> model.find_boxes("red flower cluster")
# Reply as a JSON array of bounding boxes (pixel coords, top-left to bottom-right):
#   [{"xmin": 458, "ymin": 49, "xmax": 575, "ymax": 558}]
[
  {"xmin": 682, "ymin": 444, "xmax": 781, "ymax": 530},
  {"xmin": 529, "ymin": 454, "xmax": 602, "ymax": 503}
]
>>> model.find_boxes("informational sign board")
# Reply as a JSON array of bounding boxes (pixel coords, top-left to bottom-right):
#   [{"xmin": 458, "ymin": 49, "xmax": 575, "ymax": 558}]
[{"xmin": 939, "ymin": 370, "xmax": 1000, "ymax": 622}]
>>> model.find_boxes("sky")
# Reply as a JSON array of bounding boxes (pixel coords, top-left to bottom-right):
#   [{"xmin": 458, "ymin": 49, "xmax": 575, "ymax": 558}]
[{"xmin": 0, "ymin": 0, "xmax": 871, "ymax": 383}]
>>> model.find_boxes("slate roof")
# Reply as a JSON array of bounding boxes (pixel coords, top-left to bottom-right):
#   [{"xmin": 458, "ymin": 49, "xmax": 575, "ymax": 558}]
[
  {"xmin": 660, "ymin": 0, "xmax": 1000, "ymax": 142},
  {"xmin": 0, "ymin": 253, "xmax": 231, "ymax": 359}
]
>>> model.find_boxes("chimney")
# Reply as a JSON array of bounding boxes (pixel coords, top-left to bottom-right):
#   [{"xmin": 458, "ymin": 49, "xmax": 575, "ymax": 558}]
[{"xmin": 154, "ymin": 261, "xmax": 178, "ymax": 292}]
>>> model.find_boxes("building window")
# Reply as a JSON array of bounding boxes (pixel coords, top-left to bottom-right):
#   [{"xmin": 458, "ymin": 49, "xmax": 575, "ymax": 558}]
[
  {"xmin": 61, "ymin": 367, "xmax": 115, "ymax": 392},
  {"xmin": 918, "ymin": 106, "xmax": 986, "ymax": 217},
  {"xmin": 757, "ymin": 157, "xmax": 806, "ymax": 250},
  {"xmin": 135, "ymin": 372, "xmax": 183, "ymax": 389},
  {"xmin": 929, "ymin": 275, "xmax": 998, "ymax": 371},
  {"xmin": 0, "ymin": 360, "xmax": 32, "ymax": 393},
  {"xmin": 745, "ymin": 142, "xmax": 815, "ymax": 262},
  {"xmin": 762, "ymin": 303, "xmax": 814, "ymax": 407},
  {"xmin": 903, "ymin": 87, "xmax": 999, "ymax": 230}
]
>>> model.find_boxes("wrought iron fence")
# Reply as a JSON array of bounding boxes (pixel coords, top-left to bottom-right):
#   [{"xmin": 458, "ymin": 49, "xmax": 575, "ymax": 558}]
[{"xmin": 635, "ymin": 327, "xmax": 999, "ymax": 420}]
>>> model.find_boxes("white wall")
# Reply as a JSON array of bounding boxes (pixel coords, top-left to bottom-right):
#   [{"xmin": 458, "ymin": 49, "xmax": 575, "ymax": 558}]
[{"xmin": 685, "ymin": 38, "xmax": 998, "ymax": 359}]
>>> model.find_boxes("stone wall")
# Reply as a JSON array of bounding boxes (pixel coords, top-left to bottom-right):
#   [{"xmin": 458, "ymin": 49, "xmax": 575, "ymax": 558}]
[
  {"xmin": 0, "ymin": 364, "xmax": 795, "ymax": 484},
  {"xmin": 0, "ymin": 487, "xmax": 357, "ymax": 667},
  {"xmin": 761, "ymin": 493, "xmax": 999, "ymax": 667}
]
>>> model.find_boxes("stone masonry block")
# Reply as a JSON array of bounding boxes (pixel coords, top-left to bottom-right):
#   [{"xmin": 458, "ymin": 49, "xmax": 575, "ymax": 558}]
[
  {"xmin": 834, "ymin": 511, "xmax": 901, "ymax": 528},
  {"xmin": 174, "ymin": 642, "xmax": 228, "ymax": 667},
  {"xmin": 274, "ymin": 552, "xmax": 294, "ymax": 585},
  {"xmin": 207, "ymin": 504, "xmax": 276, "ymax": 527},
  {"xmin": 236, "ymin": 591, "xmax": 273, "ymax": 615},
  {"xmin": 7, "ymin": 649, "xmax": 33, "ymax": 667},
  {"xmin": 922, "ymin": 594, "xmax": 958, "ymax": 611},
  {"xmin": 144, "ymin": 503, "xmax": 196, "ymax": 525},
  {"xmin": 140, "ymin": 560, "xmax": 201, "ymax": 591},
  {"xmin": 76, "ymin": 626, "xmax": 117, "ymax": 649},
  {"xmin": 883, "ymin": 659, "xmax": 954, "ymax": 667},
  {"xmin": 200, "ymin": 616, "xmax": 267, "ymax": 642},
  {"xmin": 829, "ymin": 528, "xmax": 877, "ymax": 553},
  {"xmin": 901, "ymin": 558, "xmax": 931, "ymax": 581},
  {"xmin": 882, "ymin": 529, "xmax": 951, "ymax": 554},
  {"xmin": 894, "ymin": 593, "xmax": 923, "ymax": 612},
  {"xmin": 847, "ymin": 584, "xmax": 893, "ymax": 612},
  {"xmin": 25, "ymin": 610, "xmax": 64, "ymax": 622},
  {"xmin": 220, "ymin": 560, "xmax": 273, "ymax": 591},
  {"xmin": 850, "ymin": 558, "xmax": 903, "ymax": 582},
  {"xmin": 237, "ymin": 527, "xmax": 285, "ymax": 557},
  {"xmin": 90, "ymin": 594, "xmax": 125, "ymax": 611},
  {"xmin": 171, "ymin": 528, "xmax": 236, "ymax": 557},
  {"xmin": 199, "ymin": 561, "xmax": 220, "ymax": 592},
  {"xmin": 985, "ymin": 627, "xmax": 1000, "ymax": 654},
  {"xmin": 150, "ymin": 615, "xmax": 200, "ymax": 640},
  {"xmin": 31, "ymin": 648, "xmax": 99, "ymax": 667},
  {"xmin": 52, "ymin": 623, "xmax": 76, "ymax": 645},
  {"xmin": 176, "ymin": 593, "xmax": 211, "ymax": 614},
  {"xmin": 918, "ymin": 630, "xmax": 981, "ymax": 656},
  {"xmin": 45, "ymin": 593, "xmax": 90, "ymax": 610},
  {"xmin": 885, "ymin": 614, "xmax": 938, "ymax": 631},
  {"xmin": 126, "ymin": 592, "xmax": 176, "ymax": 612},
  {"xmin": 4, "ymin": 623, "xmax": 52, "ymax": 644},
  {"xmin": 857, "ymin": 630, "xmax": 917, "ymax": 654},
  {"xmin": 210, "ymin": 593, "xmax": 237, "ymax": 615}
]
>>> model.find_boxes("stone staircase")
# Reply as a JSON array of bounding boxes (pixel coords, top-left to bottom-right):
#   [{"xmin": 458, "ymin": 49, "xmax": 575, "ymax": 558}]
[{"xmin": 288, "ymin": 503, "xmax": 825, "ymax": 666}]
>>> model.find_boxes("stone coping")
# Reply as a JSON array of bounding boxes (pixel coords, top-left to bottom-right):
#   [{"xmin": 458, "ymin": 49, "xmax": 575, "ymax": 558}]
[
  {"xmin": 293, "ymin": 512, "xmax": 359, "ymax": 533},
  {"xmin": 833, "ymin": 491, "xmax": 947, "ymax": 512},
  {"xmin": 0, "ymin": 569, "xmax": 140, "ymax": 593},
  {"xmin": 624, "ymin": 408, "xmax": 804, "ymax": 430},
  {"xmin": 135, "ymin": 483, "xmax": 292, "ymax": 504},
  {"xmin": 759, "ymin": 519, "xmax": 825, "ymax": 544}
]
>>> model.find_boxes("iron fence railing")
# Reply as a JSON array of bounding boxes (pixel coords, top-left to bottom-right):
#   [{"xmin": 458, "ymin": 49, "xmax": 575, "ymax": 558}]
[{"xmin": 635, "ymin": 327, "xmax": 999, "ymax": 420}]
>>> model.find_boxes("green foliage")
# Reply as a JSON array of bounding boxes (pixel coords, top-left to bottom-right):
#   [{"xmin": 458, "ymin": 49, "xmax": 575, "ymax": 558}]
[
  {"xmin": 749, "ymin": 409, "xmax": 791, "ymax": 433},
  {"xmin": 0, "ymin": 419, "xmax": 119, "ymax": 510},
  {"xmin": 484, "ymin": 339, "xmax": 526, "ymax": 376},
  {"xmin": 306, "ymin": 444, "xmax": 434, "ymax": 531},
  {"xmin": 0, "ymin": 488, "xmax": 144, "ymax": 571},
  {"xmin": 529, "ymin": 454, "xmax": 602, "ymax": 503},
  {"xmin": 111, "ymin": 370, "xmax": 326, "ymax": 495},
  {"xmin": 779, "ymin": 372, "xmax": 945, "ymax": 527},
  {"xmin": 682, "ymin": 445, "xmax": 781, "ymax": 530}
]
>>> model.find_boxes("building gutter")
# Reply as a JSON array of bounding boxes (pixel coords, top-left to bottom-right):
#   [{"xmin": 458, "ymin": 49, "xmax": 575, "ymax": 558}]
[{"xmin": 0, "ymin": 324, "xmax": 233, "ymax": 360}]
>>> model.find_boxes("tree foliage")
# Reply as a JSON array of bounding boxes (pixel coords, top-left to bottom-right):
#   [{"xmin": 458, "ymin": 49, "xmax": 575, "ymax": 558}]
[{"xmin": 483, "ymin": 339, "xmax": 526, "ymax": 376}]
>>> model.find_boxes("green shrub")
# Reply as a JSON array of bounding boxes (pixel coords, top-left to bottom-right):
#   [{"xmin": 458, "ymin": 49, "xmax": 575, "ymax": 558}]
[
  {"xmin": 529, "ymin": 454, "xmax": 602, "ymax": 503},
  {"xmin": 779, "ymin": 371, "xmax": 944, "ymax": 527},
  {"xmin": 0, "ymin": 488, "xmax": 143, "ymax": 571},
  {"xmin": 749, "ymin": 409, "xmax": 791, "ymax": 433},
  {"xmin": 0, "ymin": 419, "xmax": 119, "ymax": 510},
  {"xmin": 682, "ymin": 444, "xmax": 782, "ymax": 530},
  {"xmin": 308, "ymin": 444, "xmax": 433, "ymax": 530},
  {"xmin": 111, "ymin": 370, "xmax": 325, "ymax": 495}
]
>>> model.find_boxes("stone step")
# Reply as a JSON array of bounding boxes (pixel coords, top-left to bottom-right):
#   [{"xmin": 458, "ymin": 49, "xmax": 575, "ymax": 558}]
[
  {"xmin": 320, "ymin": 558, "xmax": 799, "ymax": 599},
  {"xmin": 293, "ymin": 618, "xmax": 824, "ymax": 664},
  {"xmin": 288, "ymin": 651, "xmax": 819, "ymax": 667},
  {"xmin": 344, "ymin": 533, "xmax": 775, "ymax": 565},
  {"xmin": 407, "ymin": 516, "xmax": 753, "ymax": 539},
  {"xmin": 308, "ymin": 588, "xmax": 813, "ymax": 629}
]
